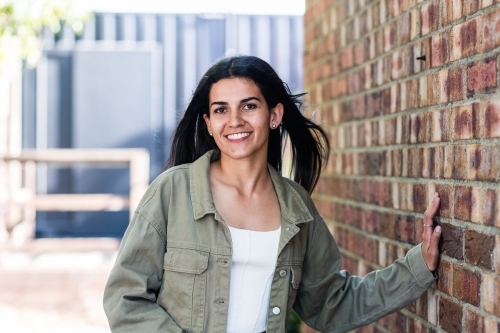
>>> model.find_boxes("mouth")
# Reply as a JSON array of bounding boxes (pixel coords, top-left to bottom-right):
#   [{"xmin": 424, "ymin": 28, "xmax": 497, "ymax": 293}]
[{"xmin": 226, "ymin": 132, "xmax": 251, "ymax": 140}]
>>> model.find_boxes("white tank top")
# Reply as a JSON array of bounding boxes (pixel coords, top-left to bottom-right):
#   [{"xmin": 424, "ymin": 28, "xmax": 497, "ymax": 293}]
[{"xmin": 226, "ymin": 225, "xmax": 281, "ymax": 333}]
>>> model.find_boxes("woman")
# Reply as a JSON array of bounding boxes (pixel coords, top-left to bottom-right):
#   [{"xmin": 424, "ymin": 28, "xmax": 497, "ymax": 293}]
[{"xmin": 103, "ymin": 55, "xmax": 442, "ymax": 333}]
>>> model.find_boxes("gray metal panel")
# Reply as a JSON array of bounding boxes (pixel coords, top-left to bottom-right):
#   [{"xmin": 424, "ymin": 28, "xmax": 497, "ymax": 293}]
[
  {"xmin": 70, "ymin": 42, "xmax": 162, "ymax": 236},
  {"xmin": 72, "ymin": 42, "xmax": 162, "ymax": 171}
]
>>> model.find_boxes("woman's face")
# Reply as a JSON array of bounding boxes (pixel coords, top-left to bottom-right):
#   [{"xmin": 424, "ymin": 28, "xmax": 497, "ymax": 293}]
[{"xmin": 203, "ymin": 77, "xmax": 283, "ymax": 162}]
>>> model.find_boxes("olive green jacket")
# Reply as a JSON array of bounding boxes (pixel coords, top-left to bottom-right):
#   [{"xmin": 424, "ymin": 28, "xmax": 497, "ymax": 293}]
[{"xmin": 103, "ymin": 149, "xmax": 436, "ymax": 333}]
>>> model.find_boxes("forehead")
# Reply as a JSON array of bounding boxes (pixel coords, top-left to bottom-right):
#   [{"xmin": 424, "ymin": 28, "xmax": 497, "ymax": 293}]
[{"xmin": 209, "ymin": 77, "xmax": 263, "ymax": 102}]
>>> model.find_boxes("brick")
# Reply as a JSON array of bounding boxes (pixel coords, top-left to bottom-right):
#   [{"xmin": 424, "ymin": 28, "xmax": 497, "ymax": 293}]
[
  {"xmin": 427, "ymin": 291, "xmax": 438, "ymax": 326},
  {"xmin": 410, "ymin": 148, "xmax": 422, "ymax": 178},
  {"xmin": 482, "ymin": 7, "xmax": 500, "ymax": 52},
  {"xmin": 435, "ymin": 184, "xmax": 452, "ymax": 217},
  {"xmin": 421, "ymin": 2, "xmax": 439, "ymax": 36},
  {"xmin": 380, "ymin": 0, "xmax": 387, "ymax": 24},
  {"xmin": 392, "ymin": 49, "xmax": 409, "ymax": 80},
  {"xmin": 418, "ymin": 75, "xmax": 428, "ymax": 107},
  {"xmin": 496, "ymin": 235, "xmax": 500, "ymax": 272},
  {"xmin": 483, "ymin": 189, "xmax": 499, "ymax": 226},
  {"xmin": 404, "ymin": 80, "xmax": 417, "ymax": 111},
  {"xmin": 415, "ymin": 289, "xmax": 428, "ymax": 318},
  {"xmin": 431, "ymin": 31, "xmax": 450, "ymax": 68},
  {"xmin": 410, "ymin": 8, "xmax": 419, "ymax": 40},
  {"xmin": 397, "ymin": 215, "xmax": 416, "ymax": 244},
  {"xmin": 381, "ymin": 212, "xmax": 397, "ymax": 240},
  {"xmin": 439, "ymin": 298, "xmax": 463, "ymax": 333},
  {"xmin": 375, "ymin": 30, "xmax": 384, "ymax": 58},
  {"xmin": 442, "ymin": 0, "xmax": 463, "ymax": 26},
  {"xmin": 413, "ymin": 184, "xmax": 427, "ymax": 213},
  {"xmin": 476, "ymin": 144, "xmax": 500, "ymax": 182},
  {"xmin": 453, "ymin": 104, "xmax": 478, "ymax": 140},
  {"xmin": 483, "ymin": 274, "xmax": 500, "ymax": 317},
  {"xmin": 467, "ymin": 59, "xmax": 498, "ymax": 97},
  {"xmin": 431, "ymin": 108, "xmax": 451, "ymax": 142},
  {"xmin": 465, "ymin": 309, "xmax": 500, "ymax": 333},
  {"xmin": 463, "ymin": 0, "xmax": 480, "ymax": 16},
  {"xmin": 381, "ymin": 88, "xmax": 391, "ymax": 115},
  {"xmin": 465, "ymin": 229, "xmax": 495, "ymax": 270},
  {"xmin": 341, "ymin": 47, "xmax": 353, "ymax": 69},
  {"xmin": 398, "ymin": 13, "xmax": 411, "ymax": 46},
  {"xmin": 410, "ymin": 114, "xmax": 420, "ymax": 143},
  {"xmin": 431, "ymin": 146, "xmax": 444, "ymax": 178},
  {"xmin": 412, "ymin": 43, "xmax": 423, "ymax": 74},
  {"xmin": 440, "ymin": 223, "xmax": 464, "ymax": 260},
  {"xmin": 484, "ymin": 99, "xmax": 500, "ymax": 138},
  {"xmin": 427, "ymin": 72, "xmax": 441, "ymax": 106},
  {"xmin": 421, "ymin": 147, "xmax": 431, "ymax": 178},
  {"xmin": 454, "ymin": 185, "xmax": 472, "ymax": 221},
  {"xmin": 384, "ymin": 24, "xmax": 397, "ymax": 53},
  {"xmin": 451, "ymin": 18, "xmax": 480, "ymax": 61},
  {"xmin": 471, "ymin": 187, "xmax": 482, "ymax": 222},
  {"xmin": 377, "ymin": 181, "xmax": 391, "ymax": 207},
  {"xmin": 451, "ymin": 145, "xmax": 468, "ymax": 179},
  {"xmin": 447, "ymin": 66, "xmax": 465, "ymax": 102},
  {"xmin": 443, "ymin": 145, "xmax": 453, "ymax": 178},
  {"xmin": 436, "ymin": 260, "xmax": 452, "ymax": 295},
  {"xmin": 452, "ymin": 264, "xmax": 481, "ymax": 306},
  {"xmin": 363, "ymin": 210, "xmax": 381, "ymax": 233},
  {"xmin": 466, "ymin": 144, "xmax": 479, "ymax": 180}
]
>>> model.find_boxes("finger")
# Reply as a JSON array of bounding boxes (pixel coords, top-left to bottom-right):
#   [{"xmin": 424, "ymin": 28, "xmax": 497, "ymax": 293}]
[
  {"xmin": 425, "ymin": 193, "xmax": 440, "ymax": 221},
  {"xmin": 423, "ymin": 193, "xmax": 440, "ymax": 244},
  {"xmin": 426, "ymin": 225, "xmax": 442, "ymax": 271}
]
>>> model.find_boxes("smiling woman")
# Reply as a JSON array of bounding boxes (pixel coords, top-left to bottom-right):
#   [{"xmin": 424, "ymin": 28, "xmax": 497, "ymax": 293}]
[{"xmin": 103, "ymin": 55, "xmax": 442, "ymax": 333}]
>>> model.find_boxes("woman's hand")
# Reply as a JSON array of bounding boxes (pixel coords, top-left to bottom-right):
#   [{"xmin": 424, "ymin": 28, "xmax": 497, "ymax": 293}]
[{"xmin": 422, "ymin": 192, "xmax": 442, "ymax": 272}]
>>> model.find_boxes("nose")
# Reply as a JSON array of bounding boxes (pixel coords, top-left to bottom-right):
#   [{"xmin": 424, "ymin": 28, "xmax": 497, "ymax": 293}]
[{"xmin": 228, "ymin": 109, "xmax": 244, "ymax": 127}]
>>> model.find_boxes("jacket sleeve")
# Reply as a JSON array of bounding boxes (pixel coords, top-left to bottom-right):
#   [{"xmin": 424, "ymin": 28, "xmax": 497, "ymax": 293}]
[
  {"xmin": 293, "ymin": 205, "xmax": 436, "ymax": 333},
  {"xmin": 103, "ymin": 210, "xmax": 183, "ymax": 333}
]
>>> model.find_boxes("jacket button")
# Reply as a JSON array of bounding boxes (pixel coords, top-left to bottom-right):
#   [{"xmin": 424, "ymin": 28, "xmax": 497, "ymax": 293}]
[
  {"xmin": 272, "ymin": 307, "xmax": 281, "ymax": 315},
  {"xmin": 279, "ymin": 270, "xmax": 287, "ymax": 277}
]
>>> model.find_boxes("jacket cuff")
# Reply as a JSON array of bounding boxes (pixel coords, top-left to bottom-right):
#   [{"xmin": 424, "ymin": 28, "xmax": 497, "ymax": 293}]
[{"xmin": 407, "ymin": 244, "xmax": 437, "ymax": 287}]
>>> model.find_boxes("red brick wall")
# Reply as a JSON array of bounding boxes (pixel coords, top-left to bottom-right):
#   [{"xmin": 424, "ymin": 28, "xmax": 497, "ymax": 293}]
[{"xmin": 303, "ymin": 0, "xmax": 500, "ymax": 332}]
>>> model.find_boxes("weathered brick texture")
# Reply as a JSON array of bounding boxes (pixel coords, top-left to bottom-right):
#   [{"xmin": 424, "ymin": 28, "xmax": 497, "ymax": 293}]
[{"xmin": 304, "ymin": 0, "xmax": 500, "ymax": 332}]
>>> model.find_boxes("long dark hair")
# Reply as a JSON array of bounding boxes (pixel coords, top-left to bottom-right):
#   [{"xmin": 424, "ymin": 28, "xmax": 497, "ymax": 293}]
[{"xmin": 165, "ymin": 55, "xmax": 329, "ymax": 193}]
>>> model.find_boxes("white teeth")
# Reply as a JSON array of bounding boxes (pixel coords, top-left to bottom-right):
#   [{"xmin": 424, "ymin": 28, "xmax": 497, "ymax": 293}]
[{"xmin": 227, "ymin": 132, "xmax": 250, "ymax": 140}]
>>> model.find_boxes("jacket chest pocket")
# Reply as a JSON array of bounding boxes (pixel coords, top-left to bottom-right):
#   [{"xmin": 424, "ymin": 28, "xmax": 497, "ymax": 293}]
[{"xmin": 159, "ymin": 247, "xmax": 209, "ymax": 333}]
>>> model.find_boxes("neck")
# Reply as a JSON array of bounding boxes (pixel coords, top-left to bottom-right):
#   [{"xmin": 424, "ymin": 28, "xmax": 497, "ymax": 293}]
[{"xmin": 212, "ymin": 152, "xmax": 271, "ymax": 195}]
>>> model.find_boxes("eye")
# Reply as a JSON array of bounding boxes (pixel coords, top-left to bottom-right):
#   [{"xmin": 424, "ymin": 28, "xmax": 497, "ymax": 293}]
[
  {"xmin": 243, "ymin": 103, "xmax": 257, "ymax": 110},
  {"xmin": 213, "ymin": 107, "xmax": 227, "ymax": 114}
]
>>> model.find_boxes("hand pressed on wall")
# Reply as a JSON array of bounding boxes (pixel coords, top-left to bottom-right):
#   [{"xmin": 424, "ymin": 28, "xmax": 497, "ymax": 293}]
[{"xmin": 421, "ymin": 192, "xmax": 442, "ymax": 272}]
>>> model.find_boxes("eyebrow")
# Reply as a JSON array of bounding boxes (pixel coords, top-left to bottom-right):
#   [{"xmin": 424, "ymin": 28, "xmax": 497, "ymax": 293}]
[{"xmin": 210, "ymin": 96, "xmax": 260, "ymax": 107}]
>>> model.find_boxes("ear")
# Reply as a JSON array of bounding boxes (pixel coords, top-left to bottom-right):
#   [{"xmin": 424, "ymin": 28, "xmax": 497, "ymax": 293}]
[
  {"xmin": 203, "ymin": 113, "xmax": 212, "ymax": 134},
  {"xmin": 269, "ymin": 103, "xmax": 284, "ymax": 128}
]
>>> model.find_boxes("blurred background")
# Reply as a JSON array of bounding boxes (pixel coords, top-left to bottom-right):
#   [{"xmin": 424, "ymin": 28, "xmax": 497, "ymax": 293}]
[{"xmin": 0, "ymin": 0, "xmax": 305, "ymax": 331}]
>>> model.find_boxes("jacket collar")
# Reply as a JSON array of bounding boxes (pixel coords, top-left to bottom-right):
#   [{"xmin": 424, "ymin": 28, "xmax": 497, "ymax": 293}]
[{"xmin": 189, "ymin": 149, "xmax": 313, "ymax": 224}]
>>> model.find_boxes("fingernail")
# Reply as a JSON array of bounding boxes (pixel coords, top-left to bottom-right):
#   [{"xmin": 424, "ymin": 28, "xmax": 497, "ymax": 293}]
[{"xmin": 436, "ymin": 226, "xmax": 441, "ymax": 233}]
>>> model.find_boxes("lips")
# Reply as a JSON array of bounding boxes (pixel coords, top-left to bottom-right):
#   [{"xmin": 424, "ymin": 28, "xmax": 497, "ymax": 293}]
[{"xmin": 226, "ymin": 132, "xmax": 251, "ymax": 140}]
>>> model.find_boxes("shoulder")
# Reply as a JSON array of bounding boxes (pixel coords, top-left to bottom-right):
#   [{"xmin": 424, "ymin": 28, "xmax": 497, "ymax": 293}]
[
  {"xmin": 282, "ymin": 177, "xmax": 316, "ymax": 209},
  {"xmin": 136, "ymin": 164, "xmax": 191, "ymax": 212}
]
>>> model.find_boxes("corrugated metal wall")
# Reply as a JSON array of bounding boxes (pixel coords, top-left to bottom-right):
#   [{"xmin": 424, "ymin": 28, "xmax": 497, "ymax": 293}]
[{"xmin": 22, "ymin": 12, "xmax": 304, "ymax": 237}]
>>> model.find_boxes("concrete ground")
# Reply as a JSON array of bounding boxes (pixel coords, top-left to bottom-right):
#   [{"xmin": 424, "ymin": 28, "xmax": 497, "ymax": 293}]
[{"xmin": 0, "ymin": 238, "xmax": 119, "ymax": 333}]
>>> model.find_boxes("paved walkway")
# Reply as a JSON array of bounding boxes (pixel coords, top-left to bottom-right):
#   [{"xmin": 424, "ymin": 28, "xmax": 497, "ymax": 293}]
[{"xmin": 0, "ymin": 238, "xmax": 120, "ymax": 333}]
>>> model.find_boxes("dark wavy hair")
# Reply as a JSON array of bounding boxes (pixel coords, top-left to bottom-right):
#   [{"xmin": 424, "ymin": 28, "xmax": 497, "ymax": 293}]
[{"xmin": 164, "ymin": 55, "xmax": 329, "ymax": 193}]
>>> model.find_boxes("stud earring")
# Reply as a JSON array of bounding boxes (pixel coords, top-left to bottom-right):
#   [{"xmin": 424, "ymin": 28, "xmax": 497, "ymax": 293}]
[
  {"xmin": 209, "ymin": 132, "xmax": 213, "ymax": 136},
  {"xmin": 272, "ymin": 124, "xmax": 277, "ymax": 129}
]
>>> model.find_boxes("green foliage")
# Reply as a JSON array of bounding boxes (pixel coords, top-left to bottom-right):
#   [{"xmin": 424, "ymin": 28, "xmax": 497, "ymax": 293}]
[
  {"xmin": 287, "ymin": 310, "xmax": 302, "ymax": 333},
  {"xmin": 0, "ymin": 0, "xmax": 91, "ymax": 70}
]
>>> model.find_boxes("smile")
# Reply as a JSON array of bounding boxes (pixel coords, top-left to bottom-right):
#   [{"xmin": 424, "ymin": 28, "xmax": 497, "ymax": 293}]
[{"xmin": 226, "ymin": 132, "xmax": 251, "ymax": 140}]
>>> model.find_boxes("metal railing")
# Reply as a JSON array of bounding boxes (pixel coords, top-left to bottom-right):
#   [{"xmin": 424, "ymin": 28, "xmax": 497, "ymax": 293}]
[{"xmin": 0, "ymin": 149, "xmax": 150, "ymax": 244}]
